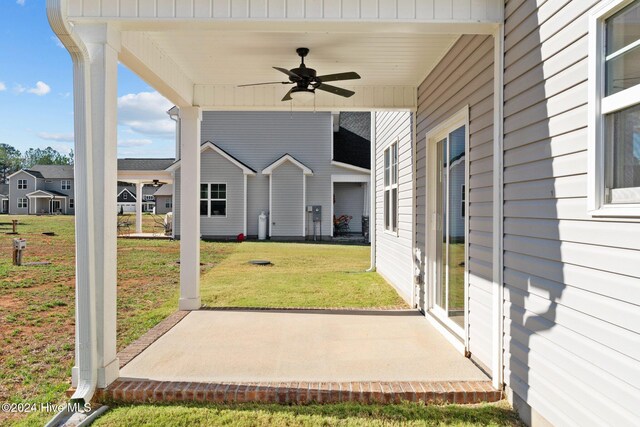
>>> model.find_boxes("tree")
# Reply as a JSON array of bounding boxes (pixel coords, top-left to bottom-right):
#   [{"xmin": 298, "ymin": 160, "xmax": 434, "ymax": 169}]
[
  {"xmin": 0, "ymin": 143, "xmax": 22, "ymax": 184},
  {"xmin": 22, "ymin": 147, "xmax": 73, "ymax": 168}
]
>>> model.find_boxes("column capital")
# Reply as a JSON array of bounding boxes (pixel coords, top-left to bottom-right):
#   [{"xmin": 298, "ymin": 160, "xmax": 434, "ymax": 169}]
[
  {"xmin": 74, "ymin": 23, "xmax": 121, "ymax": 53},
  {"xmin": 178, "ymin": 106, "xmax": 202, "ymax": 121}
]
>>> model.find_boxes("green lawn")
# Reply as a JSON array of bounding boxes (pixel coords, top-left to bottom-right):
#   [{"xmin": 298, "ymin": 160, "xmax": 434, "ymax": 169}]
[
  {"xmin": 200, "ymin": 242, "xmax": 406, "ymax": 308},
  {"xmin": 93, "ymin": 401, "xmax": 523, "ymax": 427}
]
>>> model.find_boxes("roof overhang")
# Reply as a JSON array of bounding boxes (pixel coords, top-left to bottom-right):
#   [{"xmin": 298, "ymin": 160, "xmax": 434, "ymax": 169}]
[
  {"xmin": 332, "ymin": 161, "xmax": 370, "ymax": 174},
  {"xmin": 26, "ymin": 190, "xmax": 67, "ymax": 198},
  {"xmin": 7, "ymin": 169, "xmax": 38, "ymax": 180},
  {"xmin": 262, "ymin": 154, "xmax": 313, "ymax": 176},
  {"xmin": 167, "ymin": 141, "xmax": 257, "ymax": 175},
  {"xmin": 50, "ymin": 1, "xmax": 502, "ymax": 111},
  {"xmin": 117, "ymin": 170, "xmax": 174, "ymax": 185}
]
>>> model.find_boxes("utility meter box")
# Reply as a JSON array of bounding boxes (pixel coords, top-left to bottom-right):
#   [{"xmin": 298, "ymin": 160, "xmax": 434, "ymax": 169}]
[
  {"xmin": 13, "ymin": 239, "xmax": 26, "ymax": 250},
  {"xmin": 312, "ymin": 205, "xmax": 322, "ymax": 222}
]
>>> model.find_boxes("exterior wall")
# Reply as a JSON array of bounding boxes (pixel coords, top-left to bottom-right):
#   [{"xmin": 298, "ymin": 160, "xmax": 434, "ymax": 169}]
[
  {"xmin": 155, "ymin": 195, "xmax": 172, "ymax": 214},
  {"xmin": 43, "ymin": 178, "xmax": 75, "ymax": 214},
  {"xmin": 176, "ymin": 111, "xmax": 333, "ymax": 238},
  {"xmin": 9, "ymin": 171, "xmax": 38, "ymax": 215},
  {"xmin": 271, "ymin": 162, "xmax": 304, "ymax": 238},
  {"xmin": 200, "ymin": 148, "xmax": 245, "ymax": 237},
  {"xmin": 334, "ymin": 182, "xmax": 365, "ymax": 234},
  {"xmin": 416, "ymin": 34, "xmax": 495, "ymax": 371},
  {"xmin": 374, "ymin": 111, "xmax": 413, "ymax": 304},
  {"xmin": 502, "ymin": 1, "xmax": 640, "ymax": 425}
]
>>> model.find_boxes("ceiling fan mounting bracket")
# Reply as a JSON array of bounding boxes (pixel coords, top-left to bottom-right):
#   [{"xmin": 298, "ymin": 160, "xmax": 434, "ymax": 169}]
[{"xmin": 296, "ymin": 47, "xmax": 310, "ymax": 59}]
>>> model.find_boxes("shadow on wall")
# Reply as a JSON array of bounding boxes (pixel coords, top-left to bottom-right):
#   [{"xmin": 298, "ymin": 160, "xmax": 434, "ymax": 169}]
[{"xmin": 504, "ymin": 9, "xmax": 566, "ymax": 425}]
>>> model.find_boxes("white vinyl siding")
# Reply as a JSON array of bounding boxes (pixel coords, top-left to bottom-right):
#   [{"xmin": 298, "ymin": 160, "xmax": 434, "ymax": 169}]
[
  {"xmin": 375, "ymin": 111, "xmax": 413, "ymax": 304},
  {"xmin": 416, "ymin": 34, "xmax": 495, "ymax": 372},
  {"xmin": 503, "ymin": 0, "xmax": 640, "ymax": 425}
]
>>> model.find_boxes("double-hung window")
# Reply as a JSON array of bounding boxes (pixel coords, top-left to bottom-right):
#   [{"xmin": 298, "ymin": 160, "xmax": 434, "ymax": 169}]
[
  {"xmin": 61, "ymin": 180, "xmax": 71, "ymax": 190},
  {"xmin": 18, "ymin": 198, "xmax": 27, "ymax": 208},
  {"xmin": 18, "ymin": 179, "xmax": 27, "ymax": 190},
  {"xmin": 590, "ymin": 0, "xmax": 640, "ymax": 215},
  {"xmin": 200, "ymin": 183, "xmax": 226, "ymax": 217},
  {"xmin": 69, "ymin": 198, "xmax": 74, "ymax": 209},
  {"xmin": 384, "ymin": 141, "xmax": 399, "ymax": 233}
]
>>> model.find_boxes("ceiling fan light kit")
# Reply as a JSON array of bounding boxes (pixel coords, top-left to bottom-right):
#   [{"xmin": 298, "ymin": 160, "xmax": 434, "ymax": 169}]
[{"xmin": 238, "ymin": 47, "xmax": 361, "ymax": 103}]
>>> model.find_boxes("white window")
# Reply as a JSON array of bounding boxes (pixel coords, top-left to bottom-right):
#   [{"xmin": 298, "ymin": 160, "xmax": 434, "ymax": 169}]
[
  {"xmin": 200, "ymin": 183, "xmax": 226, "ymax": 217},
  {"xmin": 165, "ymin": 201, "xmax": 172, "ymax": 209},
  {"xmin": 18, "ymin": 198, "xmax": 27, "ymax": 208},
  {"xmin": 123, "ymin": 192, "xmax": 128, "ymax": 200},
  {"xmin": 17, "ymin": 179, "xmax": 27, "ymax": 190},
  {"xmin": 589, "ymin": 0, "xmax": 640, "ymax": 215},
  {"xmin": 384, "ymin": 141, "xmax": 399, "ymax": 233},
  {"xmin": 144, "ymin": 195, "xmax": 154, "ymax": 201},
  {"xmin": 69, "ymin": 198, "xmax": 74, "ymax": 209},
  {"xmin": 61, "ymin": 180, "xmax": 71, "ymax": 190}
]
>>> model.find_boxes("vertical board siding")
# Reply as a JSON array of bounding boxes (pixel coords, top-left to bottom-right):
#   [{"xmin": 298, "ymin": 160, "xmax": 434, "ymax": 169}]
[
  {"xmin": 503, "ymin": 0, "xmax": 640, "ymax": 425},
  {"xmin": 416, "ymin": 34, "xmax": 494, "ymax": 372},
  {"xmin": 272, "ymin": 162, "xmax": 304, "ymax": 237},
  {"xmin": 68, "ymin": 0, "xmax": 502, "ymax": 21},
  {"xmin": 374, "ymin": 111, "xmax": 413, "ymax": 304},
  {"xmin": 334, "ymin": 182, "xmax": 365, "ymax": 233}
]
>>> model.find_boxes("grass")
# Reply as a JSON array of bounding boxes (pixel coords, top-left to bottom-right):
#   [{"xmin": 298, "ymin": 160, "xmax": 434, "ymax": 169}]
[
  {"xmin": 200, "ymin": 241, "xmax": 406, "ymax": 308},
  {"xmin": 92, "ymin": 401, "xmax": 523, "ymax": 426}
]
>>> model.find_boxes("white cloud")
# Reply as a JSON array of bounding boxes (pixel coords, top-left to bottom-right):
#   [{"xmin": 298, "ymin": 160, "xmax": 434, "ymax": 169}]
[
  {"xmin": 37, "ymin": 132, "xmax": 74, "ymax": 142},
  {"xmin": 14, "ymin": 84, "xmax": 25, "ymax": 94},
  {"xmin": 28, "ymin": 81, "xmax": 51, "ymax": 96},
  {"xmin": 16, "ymin": 0, "xmax": 25, "ymax": 5},
  {"xmin": 118, "ymin": 139, "xmax": 153, "ymax": 147},
  {"xmin": 52, "ymin": 144, "xmax": 73, "ymax": 155},
  {"xmin": 117, "ymin": 91, "xmax": 175, "ymax": 137},
  {"xmin": 0, "ymin": 82, "xmax": 5, "ymax": 91},
  {"xmin": 51, "ymin": 36, "xmax": 64, "ymax": 49}
]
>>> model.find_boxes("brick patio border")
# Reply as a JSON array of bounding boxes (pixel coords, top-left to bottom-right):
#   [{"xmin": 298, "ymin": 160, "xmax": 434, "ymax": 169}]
[{"xmin": 96, "ymin": 379, "xmax": 502, "ymax": 405}]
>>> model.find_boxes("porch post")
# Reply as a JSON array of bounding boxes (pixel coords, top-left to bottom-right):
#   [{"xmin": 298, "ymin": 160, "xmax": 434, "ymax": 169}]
[
  {"xmin": 135, "ymin": 182, "xmax": 143, "ymax": 233},
  {"xmin": 179, "ymin": 106, "xmax": 202, "ymax": 310},
  {"xmin": 73, "ymin": 23, "xmax": 120, "ymax": 389}
]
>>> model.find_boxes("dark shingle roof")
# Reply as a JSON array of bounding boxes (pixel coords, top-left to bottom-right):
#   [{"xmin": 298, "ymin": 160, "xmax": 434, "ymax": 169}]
[
  {"xmin": 23, "ymin": 169, "xmax": 45, "ymax": 179},
  {"xmin": 117, "ymin": 158, "xmax": 175, "ymax": 171},
  {"xmin": 0, "ymin": 183, "xmax": 9, "ymax": 195},
  {"xmin": 29, "ymin": 165, "xmax": 74, "ymax": 179},
  {"xmin": 333, "ymin": 112, "xmax": 371, "ymax": 170}
]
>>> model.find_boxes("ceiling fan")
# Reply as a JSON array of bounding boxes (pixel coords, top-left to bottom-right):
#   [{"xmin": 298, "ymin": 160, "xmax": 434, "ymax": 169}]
[{"xmin": 238, "ymin": 47, "xmax": 361, "ymax": 102}]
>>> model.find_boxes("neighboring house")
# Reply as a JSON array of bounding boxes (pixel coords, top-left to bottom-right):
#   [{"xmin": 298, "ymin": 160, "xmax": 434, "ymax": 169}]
[
  {"xmin": 170, "ymin": 111, "xmax": 371, "ymax": 240},
  {"xmin": 0, "ymin": 184, "xmax": 8, "ymax": 213},
  {"xmin": 116, "ymin": 185, "xmax": 157, "ymax": 213},
  {"xmin": 153, "ymin": 184, "xmax": 173, "ymax": 214},
  {"xmin": 7, "ymin": 165, "xmax": 75, "ymax": 215}
]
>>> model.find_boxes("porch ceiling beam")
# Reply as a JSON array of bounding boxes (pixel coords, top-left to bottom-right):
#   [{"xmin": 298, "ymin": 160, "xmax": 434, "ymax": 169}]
[
  {"xmin": 194, "ymin": 85, "xmax": 417, "ymax": 111},
  {"xmin": 119, "ymin": 31, "xmax": 194, "ymax": 107}
]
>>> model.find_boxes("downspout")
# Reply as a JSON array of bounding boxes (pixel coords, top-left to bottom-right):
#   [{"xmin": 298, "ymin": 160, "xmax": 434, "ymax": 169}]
[
  {"xmin": 47, "ymin": 0, "xmax": 98, "ymax": 409},
  {"xmin": 367, "ymin": 112, "xmax": 376, "ymax": 272}
]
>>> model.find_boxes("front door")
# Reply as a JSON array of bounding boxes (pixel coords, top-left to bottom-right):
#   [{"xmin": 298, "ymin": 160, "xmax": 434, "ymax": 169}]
[
  {"xmin": 50, "ymin": 199, "xmax": 61, "ymax": 214},
  {"xmin": 427, "ymin": 124, "xmax": 467, "ymax": 338}
]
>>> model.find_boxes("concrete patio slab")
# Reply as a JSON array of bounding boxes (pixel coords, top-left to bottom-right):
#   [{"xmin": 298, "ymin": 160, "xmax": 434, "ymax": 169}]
[{"xmin": 120, "ymin": 309, "xmax": 489, "ymax": 383}]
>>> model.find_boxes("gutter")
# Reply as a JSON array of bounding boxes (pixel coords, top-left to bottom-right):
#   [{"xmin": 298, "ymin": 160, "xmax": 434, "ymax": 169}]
[{"xmin": 367, "ymin": 112, "xmax": 376, "ymax": 272}]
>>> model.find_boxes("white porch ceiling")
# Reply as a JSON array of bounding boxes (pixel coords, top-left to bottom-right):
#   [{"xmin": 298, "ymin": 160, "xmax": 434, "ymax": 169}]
[{"xmin": 144, "ymin": 30, "xmax": 459, "ymax": 87}]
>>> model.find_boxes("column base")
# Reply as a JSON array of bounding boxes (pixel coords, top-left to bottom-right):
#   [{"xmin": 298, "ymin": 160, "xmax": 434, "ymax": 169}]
[
  {"xmin": 179, "ymin": 297, "xmax": 202, "ymax": 311},
  {"xmin": 98, "ymin": 357, "xmax": 120, "ymax": 388}
]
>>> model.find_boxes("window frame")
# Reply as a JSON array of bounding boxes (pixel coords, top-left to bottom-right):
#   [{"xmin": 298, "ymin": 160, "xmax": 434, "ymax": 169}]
[
  {"xmin": 61, "ymin": 180, "xmax": 71, "ymax": 190},
  {"xmin": 589, "ymin": 0, "xmax": 640, "ymax": 216},
  {"xmin": 200, "ymin": 182, "xmax": 227, "ymax": 218},
  {"xmin": 69, "ymin": 198, "xmax": 74, "ymax": 209},
  {"xmin": 17, "ymin": 179, "xmax": 27, "ymax": 190},
  {"xmin": 165, "ymin": 201, "xmax": 172, "ymax": 209},
  {"xmin": 383, "ymin": 140, "xmax": 399, "ymax": 235},
  {"xmin": 18, "ymin": 198, "xmax": 28, "ymax": 209}
]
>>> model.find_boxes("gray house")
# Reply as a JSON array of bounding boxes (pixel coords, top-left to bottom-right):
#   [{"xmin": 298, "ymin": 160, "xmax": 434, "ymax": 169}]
[
  {"xmin": 170, "ymin": 111, "xmax": 371, "ymax": 239},
  {"xmin": 152, "ymin": 184, "xmax": 173, "ymax": 214},
  {"xmin": 7, "ymin": 165, "xmax": 75, "ymax": 215},
  {"xmin": 0, "ymin": 184, "xmax": 8, "ymax": 213}
]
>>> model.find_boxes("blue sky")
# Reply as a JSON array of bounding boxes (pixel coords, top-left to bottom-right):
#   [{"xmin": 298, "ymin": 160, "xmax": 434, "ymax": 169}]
[{"xmin": 0, "ymin": 0, "xmax": 175, "ymax": 158}]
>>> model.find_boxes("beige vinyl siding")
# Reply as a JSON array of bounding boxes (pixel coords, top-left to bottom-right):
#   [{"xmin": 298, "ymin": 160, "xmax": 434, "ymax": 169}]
[
  {"xmin": 271, "ymin": 162, "xmax": 304, "ymax": 238},
  {"xmin": 503, "ymin": 0, "xmax": 640, "ymax": 425},
  {"xmin": 416, "ymin": 34, "xmax": 495, "ymax": 371},
  {"xmin": 374, "ymin": 111, "xmax": 413, "ymax": 304}
]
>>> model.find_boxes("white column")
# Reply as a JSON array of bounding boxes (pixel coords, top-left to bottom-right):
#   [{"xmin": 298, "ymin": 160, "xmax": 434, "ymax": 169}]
[
  {"xmin": 135, "ymin": 182, "xmax": 143, "ymax": 233},
  {"xmin": 72, "ymin": 23, "xmax": 120, "ymax": 390},
  {"xmin": 179, "ymin": 106, "xmax": 202, "ymax": 310}
]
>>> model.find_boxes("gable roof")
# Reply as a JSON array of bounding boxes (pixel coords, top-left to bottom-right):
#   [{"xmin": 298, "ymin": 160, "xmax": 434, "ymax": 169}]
[
  {"xmin": 117, "ymin": 158, "xmax": 175, "ymax": 171},
  {"xmin": 26, "ymin": 189, "xmax": 68, "ymax": 198},
  {"xmin": 261, "ymin": 154, "xmax": 313, "ymax": 176},
  {"xmin": 167, "ymin": 141, "xmax": 257, "ymax": 175},
  {"xmin": 153, "ymin": 184, "xmax": 173, "ymax": 197},
  {"xmin": 333, "ymin": 112, "xmax": 371, "ymax": 170},
  {"xmin": 117, "ymin": 187, "xmax": 136, "ymax": 202},
  {"xmin": 30, "ymin": 164, "xmax": 74, "ymax": 179}
]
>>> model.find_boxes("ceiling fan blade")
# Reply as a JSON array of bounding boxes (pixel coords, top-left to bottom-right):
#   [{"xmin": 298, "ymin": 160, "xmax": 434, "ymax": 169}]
[
  {"xmin": 316, "ymin": 83, "xmax": 355, "ymax": 98},
  {"xmin": 316, "ymin": 71, "xmax": 361, "ymax": 83},
  {"xmin": 237, "ymin": 81, "xmax": 291, "ymax": 87},
  {"xmin": 273, "ymin": 67, "xmax": 302, "ymax": 81},
  {"xmin": 281, "ymin": 88, "xmax": 294, "ymax": 101}
]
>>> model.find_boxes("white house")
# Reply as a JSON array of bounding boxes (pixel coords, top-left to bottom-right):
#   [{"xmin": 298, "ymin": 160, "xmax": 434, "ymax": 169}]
[{"xmin": 48, "ymin": 1, "xmax": 640, "ymax": 425}]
